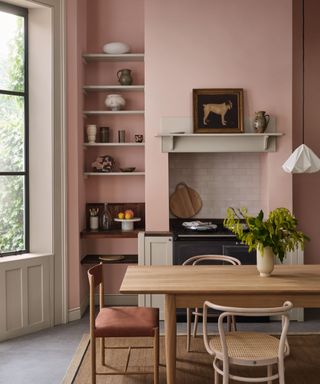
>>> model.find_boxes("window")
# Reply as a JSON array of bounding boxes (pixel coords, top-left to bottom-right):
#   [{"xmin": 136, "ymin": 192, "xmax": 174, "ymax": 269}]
[{"xmin": 0, "ymin": 2, "xmax": 28, "ymax": 256}]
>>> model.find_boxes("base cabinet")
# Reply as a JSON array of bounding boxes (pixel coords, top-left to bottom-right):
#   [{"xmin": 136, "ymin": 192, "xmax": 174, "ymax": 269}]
[{"xmin": 138, "ymin": 233, "xmax": 173, "ymax": 319}]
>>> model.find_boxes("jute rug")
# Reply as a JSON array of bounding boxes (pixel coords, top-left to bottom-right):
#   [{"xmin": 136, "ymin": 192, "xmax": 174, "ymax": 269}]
[{"xmin": 64, "ymin": 334, "xmax": 320, "ymax": 383}]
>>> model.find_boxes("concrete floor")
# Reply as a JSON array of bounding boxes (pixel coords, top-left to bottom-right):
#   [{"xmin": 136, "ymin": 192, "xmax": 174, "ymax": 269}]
[{"xmin": 0, "ymin": 309, "xmax": 320, "ymax": 384}]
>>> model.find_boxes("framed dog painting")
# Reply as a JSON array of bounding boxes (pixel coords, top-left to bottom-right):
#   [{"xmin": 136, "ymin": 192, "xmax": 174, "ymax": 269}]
[{"xmin": 193, "ymin": 88, "xmax": 244, "ymax": 133}]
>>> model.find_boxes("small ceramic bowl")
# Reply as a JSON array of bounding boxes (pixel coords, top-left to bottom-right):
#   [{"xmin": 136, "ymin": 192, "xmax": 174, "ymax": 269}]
[
  {"xmin": 102, "ymin": 42, "xmax": 130, "ymax": 54},
  {"xmin": 120, "ymin": 167, "xmax": 136, "ymax": 173}
]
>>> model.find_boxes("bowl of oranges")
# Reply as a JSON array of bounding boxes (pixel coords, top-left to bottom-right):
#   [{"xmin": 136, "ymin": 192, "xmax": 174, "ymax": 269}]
[{"xmin": 114, "ymin": 209, "xmax": 141, "ymax": 231}]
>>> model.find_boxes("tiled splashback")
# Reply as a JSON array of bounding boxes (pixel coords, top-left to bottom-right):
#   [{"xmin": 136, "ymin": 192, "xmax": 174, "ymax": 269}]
[{"xmin": 169, "ymin": 153, "xmax": 261, "ymax": 219}]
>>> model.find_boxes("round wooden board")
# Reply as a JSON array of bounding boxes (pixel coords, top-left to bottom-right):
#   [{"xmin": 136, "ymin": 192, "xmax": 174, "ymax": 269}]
[{"xmin": 169, "ymin": 182, "xmax": 202, "ymax": 218}]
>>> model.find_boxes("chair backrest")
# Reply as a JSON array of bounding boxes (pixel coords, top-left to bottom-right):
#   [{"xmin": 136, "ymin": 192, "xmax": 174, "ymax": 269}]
[
  {"xmin": 203, "ymin": 300, "xmax": 293, "ymax": 360},
  {"xmin": 87, "ymin": 263, "xmax": 105, "ymax": 333},
  {"xmin": 88, "ymin": 263, "xmax": 103, "ymax": 287},
  {"xmin": 182, "ymin": 254, "xmax": 241, "ymax": 266}
]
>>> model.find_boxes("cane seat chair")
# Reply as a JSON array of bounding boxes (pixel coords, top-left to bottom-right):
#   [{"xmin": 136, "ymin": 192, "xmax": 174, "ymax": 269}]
[
  {"xmin": 183, "ymin": 255, "xmax": 241, "ymax": 352},
  {"xmin": 203, "ymin": 300, "xmax": 293, "ymax": 384},
  {"xmin": 88, "ymin": 263, "xmax": 159, "ymax": 384}
]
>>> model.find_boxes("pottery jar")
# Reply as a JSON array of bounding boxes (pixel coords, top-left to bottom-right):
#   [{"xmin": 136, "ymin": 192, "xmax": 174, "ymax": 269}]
[
  {"xmin": 117, "ymin": 69, "xmax": 133, "ymax": 85},
  {"xmin": 105, "ymin": 94, "xmax": 126, "ymax": 111},
  {"xmin": 253, "ymin": 111, "xmax": 270, "ymax": 133}
]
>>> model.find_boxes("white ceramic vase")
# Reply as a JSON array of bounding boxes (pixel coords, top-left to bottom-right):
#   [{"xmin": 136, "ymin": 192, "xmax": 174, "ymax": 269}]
[
  {"xmin": 86, "ymin": 124, "xmax": 97, "ymax": 143},
  {"xmin": 105, "ymin": 94, "xmax": 126, "ymax": 111},
  {"xmin": 256, "ymin": 246, "xmax": 275, "ymax": 277}
]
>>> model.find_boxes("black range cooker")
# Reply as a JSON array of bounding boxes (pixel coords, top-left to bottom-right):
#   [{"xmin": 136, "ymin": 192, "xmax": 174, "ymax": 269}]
[{"xmin": 170, "ymin": 218, "xmax": 256, "ymax": 266}]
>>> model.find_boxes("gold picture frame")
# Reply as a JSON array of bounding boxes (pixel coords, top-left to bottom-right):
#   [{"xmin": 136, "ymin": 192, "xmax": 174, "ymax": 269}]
[{"xmin": 193, "ymin": 88, "xmax": 244, "ymax": 133}]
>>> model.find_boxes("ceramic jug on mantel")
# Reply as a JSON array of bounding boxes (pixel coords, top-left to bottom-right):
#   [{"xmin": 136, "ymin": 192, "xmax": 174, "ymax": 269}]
[{"xmin": 253, "ymin": 111, "xmax": 270, "ymax": 133}]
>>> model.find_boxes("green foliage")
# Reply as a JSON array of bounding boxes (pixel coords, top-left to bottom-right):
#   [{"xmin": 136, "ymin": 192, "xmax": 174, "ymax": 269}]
[
  {"xmin": 0, "ymin": 14, "xmax": 25, "ymax": 254},
  {"xmin": 223, "ymin": 207, "xmax": 309, "ymax": 263}
]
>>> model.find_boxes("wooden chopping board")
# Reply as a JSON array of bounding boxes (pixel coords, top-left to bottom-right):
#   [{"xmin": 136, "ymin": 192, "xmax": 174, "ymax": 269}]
[{"xmin": 169, "ymin": 182, "xmax": 202, "ymax": 218}]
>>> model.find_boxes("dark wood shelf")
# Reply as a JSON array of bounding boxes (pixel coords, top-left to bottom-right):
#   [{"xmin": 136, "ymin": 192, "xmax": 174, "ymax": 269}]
[
  {"xmin": 81, "ymin": 254, "xmax": 138, "ymax": 264},
  {"xmin": 80, "ymin": 229, "xmax": 142, "ymax": 239}
]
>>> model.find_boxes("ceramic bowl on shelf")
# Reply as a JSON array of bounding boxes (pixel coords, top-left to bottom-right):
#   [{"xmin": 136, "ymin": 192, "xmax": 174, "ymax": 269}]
[
  {"xmin": 114, "ymin": 218, "xmax": 141, "ymax": 231},
  {"xmin": 102, "ymin": 42, "xmax": 130, "ymax": 54},
  {"xmin": 120, "ymin": 167, "xmax": 136, "ymax": 173}
]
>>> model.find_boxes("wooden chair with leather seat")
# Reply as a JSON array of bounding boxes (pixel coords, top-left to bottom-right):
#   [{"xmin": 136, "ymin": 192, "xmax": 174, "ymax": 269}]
[
  {"xmin": 203, "ymin": 300, "xmax": 293, "ymax": 384},
  {"xmin": 88, "ymin": 263, "xmax": 159, "ymax": 384},
  {"xmin": 183, "ymin": 254, "xmax": 241, "ymax": 352}
]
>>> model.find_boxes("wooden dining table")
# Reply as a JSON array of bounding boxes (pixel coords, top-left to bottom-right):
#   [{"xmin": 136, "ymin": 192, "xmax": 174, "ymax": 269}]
[{"xmin": 120, "ymin": 264, "xmax": 320, "ymax": 384}]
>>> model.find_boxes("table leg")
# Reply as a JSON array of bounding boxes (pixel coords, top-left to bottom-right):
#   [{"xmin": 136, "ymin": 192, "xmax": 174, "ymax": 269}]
[{"xmin": 165, "ymin": 294, "xmax": 176, "ymax": 384}]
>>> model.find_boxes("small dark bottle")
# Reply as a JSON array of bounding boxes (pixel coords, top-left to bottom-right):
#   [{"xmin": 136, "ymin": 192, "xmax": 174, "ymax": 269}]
[{"xmin": 101, "ymin": 202, "xmax": 112, "ymax": 230}]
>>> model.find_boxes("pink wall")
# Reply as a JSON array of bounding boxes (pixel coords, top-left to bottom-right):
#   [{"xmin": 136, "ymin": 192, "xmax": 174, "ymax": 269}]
[{"xmin": 145, "ymin": 0, "xmax": 293, "ymax": 230}]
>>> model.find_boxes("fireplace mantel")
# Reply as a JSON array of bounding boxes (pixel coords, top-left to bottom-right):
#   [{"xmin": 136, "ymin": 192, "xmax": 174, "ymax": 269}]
[{"xmin": 156, "ymin": 133, "xmax": 284, "ymax": 153}]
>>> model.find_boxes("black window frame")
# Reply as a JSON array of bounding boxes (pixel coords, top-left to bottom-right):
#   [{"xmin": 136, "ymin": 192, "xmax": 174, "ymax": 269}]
[{"xmin": 0, "ymin": 1, "xmax": 29, "ymax": 256}]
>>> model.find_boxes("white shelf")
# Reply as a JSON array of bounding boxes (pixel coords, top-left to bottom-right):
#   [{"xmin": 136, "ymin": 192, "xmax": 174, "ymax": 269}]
[
  {"xmin": 83, "ymin": 110, "xmax": 144, "ymax": 116},
  {"xmin": 83, "ymin": 53, "xmax": 144, "ymax": 62},
  {"xmin": 83, "ymin": 85, "xmax": 144, "ymax": 92},
  {"xmin": 83, "ymin": 143, "xmax": 144, "ymax": 147},
  {"xmin": 156, "ymin": 133, "xmax": 284, "ymax": 153},
  {"xmin": 84, "ymin": 172, "xmax": 145, "ymax": 177}
]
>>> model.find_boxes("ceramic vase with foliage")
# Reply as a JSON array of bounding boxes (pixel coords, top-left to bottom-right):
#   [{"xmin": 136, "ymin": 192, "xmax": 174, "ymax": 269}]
[{"xmin": 224, "ymin": 207, "xmax": 308, "ymax": 277}]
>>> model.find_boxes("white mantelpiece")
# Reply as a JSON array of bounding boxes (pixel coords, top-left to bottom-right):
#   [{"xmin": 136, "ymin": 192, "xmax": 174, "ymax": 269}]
[{"xmin": 157, "ymin": 133, "xmax": 284, "ymax": 153}]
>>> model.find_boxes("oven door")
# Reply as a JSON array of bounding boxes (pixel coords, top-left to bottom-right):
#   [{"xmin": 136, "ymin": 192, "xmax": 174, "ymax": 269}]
[{"xmin": 173, "ymin": 237, "xmax": 227, "ymax": 265}]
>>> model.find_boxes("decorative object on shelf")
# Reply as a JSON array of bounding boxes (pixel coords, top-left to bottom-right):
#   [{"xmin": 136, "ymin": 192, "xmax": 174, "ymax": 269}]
[
  {"xmin": 134, "ymin": 134, "xmax": 143, "ymax": 142},
  {"xmin": 253, "ymin": 111, "xmax": 270, "ymax": 133},
  {"xmin": 118, "ymin": 129, "xmax": 126, "ymax": 142},
  {"xmin": 102, "ymin": 41, "xmax": 130, "ymax": 54},
  {"xmin": 117, "ymin": 68, "xmax": 133, "ymax": 85},
  {"xmin": 193, "ymin": 88, "xmax": 244, "ymax": 133},
  {"xmin": 105, "ymin": 94, "xmax": 126, "ymax": 111},
  {"xmin": 91, "ymin": 155, "xmax": 115, "ymax": 172},
  {"xmin": 89, "ymin": 208, "xmax": 99, "ymax": 230},
  {"xmin": 120, "ymin": 167, "xmax": 136, "ymax": 172},
  {"xmin": 224, "ymin": 207, "xmax": 308, "ymax": 277},
  {"xmin": 100, "ymin": 126, "xmax": 110, "ymax": 143},
  {"xmin": 101, "ymin": 202, "xmax": 112, "ymax": 230},
  {"xmin": 86, "ymin": 124, "xmax": 97, "ymax": 143},
  {"xmin": 114, "ymin": 217, "xmax": 141, "ymax": 231}
]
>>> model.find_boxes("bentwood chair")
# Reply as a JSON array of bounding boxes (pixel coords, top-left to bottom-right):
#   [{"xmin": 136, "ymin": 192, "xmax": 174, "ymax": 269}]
[
  {"xmin": 183, "ymin": 255, "xmax": 241, "ymax": 352},
  {"xmin": 203, "ymin": 300, "xmax": 293, "ymax": 384},
  {"xmin": 88, "ymin": 263, "xmax": 159, "ymax": 384}
]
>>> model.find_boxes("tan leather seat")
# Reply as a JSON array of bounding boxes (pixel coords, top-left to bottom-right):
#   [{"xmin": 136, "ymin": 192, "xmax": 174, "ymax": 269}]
[{"xmin": 94, "ymin": 306, "xmax": 159, "ymax": 338}]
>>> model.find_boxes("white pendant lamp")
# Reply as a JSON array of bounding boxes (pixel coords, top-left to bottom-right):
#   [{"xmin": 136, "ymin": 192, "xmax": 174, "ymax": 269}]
[
  {"xmin": 282, "ymin": 0, "xmax": 320, "ymax": 174},
  {"xmin": 282, "ymin": 144, "xmax": 320, "ymax": 173}
]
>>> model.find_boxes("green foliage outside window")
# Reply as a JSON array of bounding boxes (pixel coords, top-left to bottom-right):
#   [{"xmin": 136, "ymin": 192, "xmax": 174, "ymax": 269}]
[{"xmin": 0, "ymin": 14, "xmax": 25, "ymax": 254}]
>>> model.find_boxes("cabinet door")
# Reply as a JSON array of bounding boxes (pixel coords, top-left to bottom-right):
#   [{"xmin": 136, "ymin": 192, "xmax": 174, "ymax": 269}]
[{"xmin": 138, "ymin": 234, "xmax": 172, "ymax": 320}]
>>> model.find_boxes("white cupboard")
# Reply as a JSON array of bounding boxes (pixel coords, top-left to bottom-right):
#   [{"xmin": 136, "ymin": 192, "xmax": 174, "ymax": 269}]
[{"xmin": 138, "ymin": 233, "xmax": 172, "ymax": 319}]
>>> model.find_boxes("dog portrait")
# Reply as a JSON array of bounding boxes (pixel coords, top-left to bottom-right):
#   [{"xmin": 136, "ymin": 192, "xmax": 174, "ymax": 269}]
[{"xmin": 193, "ymin": 88, "xmax": 244, "ymax": 133}]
